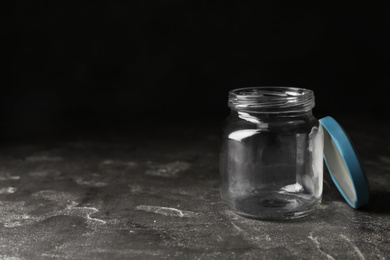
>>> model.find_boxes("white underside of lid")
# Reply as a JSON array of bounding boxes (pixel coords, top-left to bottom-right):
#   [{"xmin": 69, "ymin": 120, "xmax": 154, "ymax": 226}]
[{"xmin": 323, "ymin": 128, "xmax": 356, "ymax": 203}]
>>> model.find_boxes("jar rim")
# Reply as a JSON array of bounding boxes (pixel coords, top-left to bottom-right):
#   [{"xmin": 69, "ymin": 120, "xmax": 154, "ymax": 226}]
[{"xmin": 228, "ymin": 86, "xmax": 315, "ymax": 114}]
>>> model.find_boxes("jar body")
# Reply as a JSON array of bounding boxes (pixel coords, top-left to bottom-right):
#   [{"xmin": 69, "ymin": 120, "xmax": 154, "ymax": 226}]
[{"xmin": 220, "ymin": 87, "xmax": 324, "ymax": 219}]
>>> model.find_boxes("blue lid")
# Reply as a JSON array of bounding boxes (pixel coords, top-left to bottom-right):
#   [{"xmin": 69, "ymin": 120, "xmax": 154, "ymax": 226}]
[{"xmin": 319, "ymin": 116, "xmax": 369, "ymax": 208}]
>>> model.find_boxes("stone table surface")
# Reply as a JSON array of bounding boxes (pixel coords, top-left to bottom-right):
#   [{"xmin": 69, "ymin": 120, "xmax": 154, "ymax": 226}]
[{"xmin": 0, "ymin": 117, "xmax": 389, "ymax": 259}]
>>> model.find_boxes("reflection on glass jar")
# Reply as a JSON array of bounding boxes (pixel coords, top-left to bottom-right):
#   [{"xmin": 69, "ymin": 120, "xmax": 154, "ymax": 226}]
[{"xmin": 220, "ymin": 87, "xmax": 324, "ymax": 220}]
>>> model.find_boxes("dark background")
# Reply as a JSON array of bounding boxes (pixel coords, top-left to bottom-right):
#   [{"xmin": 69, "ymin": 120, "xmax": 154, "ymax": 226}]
[{"xmin": 1, "ymin": 2, "xmax": 389, "ymax": 137}]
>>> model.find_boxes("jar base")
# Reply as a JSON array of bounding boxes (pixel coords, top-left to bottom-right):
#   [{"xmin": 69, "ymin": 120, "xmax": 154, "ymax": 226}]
[{"xmin": 227, "ymin": 192, "xmax": 321, "ymax": 220}]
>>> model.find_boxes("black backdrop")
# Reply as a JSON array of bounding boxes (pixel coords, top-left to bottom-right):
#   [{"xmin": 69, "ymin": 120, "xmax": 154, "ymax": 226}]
[{"xmin": 1, "ymin": 2, "xmax": 389, "ymax": 136}]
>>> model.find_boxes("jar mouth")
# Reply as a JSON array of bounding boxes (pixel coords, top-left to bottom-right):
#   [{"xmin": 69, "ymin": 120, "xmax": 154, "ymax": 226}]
[{"xmin": 228, "ymin": 86, "xmax": 315, "ymax": 113}]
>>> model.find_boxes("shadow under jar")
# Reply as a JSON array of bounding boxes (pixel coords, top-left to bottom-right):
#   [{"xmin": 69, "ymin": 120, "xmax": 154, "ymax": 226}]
[{"xmin": 220, "ymin": 87, "xmax": 324, "ymax": 220}]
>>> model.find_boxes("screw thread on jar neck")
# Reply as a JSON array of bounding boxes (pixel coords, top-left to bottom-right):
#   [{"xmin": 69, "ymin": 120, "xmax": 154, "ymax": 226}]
[{"xmin": 228, "ymin": 87, "xmax": 315, "ymax": 114}]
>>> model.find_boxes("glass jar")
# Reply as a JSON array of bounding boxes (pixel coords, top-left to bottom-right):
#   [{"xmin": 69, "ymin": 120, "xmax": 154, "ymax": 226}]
[{"xmin": 220, "ymin": 87, "xmax": 324, "ymax": 220}]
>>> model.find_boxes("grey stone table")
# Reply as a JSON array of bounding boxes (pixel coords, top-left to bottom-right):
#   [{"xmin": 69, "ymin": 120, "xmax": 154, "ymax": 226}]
[{"xmin": 0, "ymin": 117, "xmax": 389, "ymax": 259}]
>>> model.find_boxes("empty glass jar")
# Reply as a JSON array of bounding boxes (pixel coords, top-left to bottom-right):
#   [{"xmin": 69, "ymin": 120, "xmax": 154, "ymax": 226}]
[{"xmin": 220, "ymin": 87, "xmax": 324, "ymax": 219}]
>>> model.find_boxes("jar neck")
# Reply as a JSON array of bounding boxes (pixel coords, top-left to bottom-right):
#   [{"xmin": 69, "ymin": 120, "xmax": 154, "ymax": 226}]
[
  {"xmin": 228, "ymin": 87, "xmax": 315, "ymax": 114},
  {"xmin": 233, "ymin": 110, "xmax": 314, "ymax": 120}
]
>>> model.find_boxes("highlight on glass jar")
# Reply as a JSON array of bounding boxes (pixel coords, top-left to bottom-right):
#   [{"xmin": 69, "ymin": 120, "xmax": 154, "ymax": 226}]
[{"xmin": 219, "ymin": 86, "xmax": 369, "ymax": 220}]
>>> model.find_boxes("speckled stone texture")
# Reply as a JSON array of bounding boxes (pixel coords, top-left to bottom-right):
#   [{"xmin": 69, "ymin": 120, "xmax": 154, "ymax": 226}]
[{"xmin": 0, "ymin": 117, "xmax": 389, "ymax": 259}]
